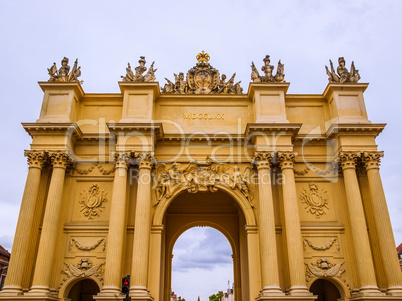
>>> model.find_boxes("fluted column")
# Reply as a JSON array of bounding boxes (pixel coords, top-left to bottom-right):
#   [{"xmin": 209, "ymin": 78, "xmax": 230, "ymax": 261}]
[
  {"xmin": 339, "ymin": 152, "xmax": 382, "ymax": 295},
  {"xmin": 277, "ymin": 152, "xmax": 311, "ymax": 296},
  {"xmin": 253, "ymin": 152, "xmax": 283, "ymax": 297},
  {"xmin": 100, "ymin": 152, "xmax": 130, "ymax": 295},
  {"xmin": 362, "ymin": 151, "xmax": 402, "ymax": 296},
  {"xmin": 28, "ymin": 151, "xmax": 72, "ymax": 295},
  {"xmin": 130, "ymin": 152, "xmax": 154, "ymax": 300},
  {"xmin": 0, "ymin": 151, "xmax": 45, "ymax": 295}
]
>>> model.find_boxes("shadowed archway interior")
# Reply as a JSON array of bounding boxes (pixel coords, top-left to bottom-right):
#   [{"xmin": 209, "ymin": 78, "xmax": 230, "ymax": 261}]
[{"xmin": 67, "ymin": 279, "xmax": 100, "ymax": 301}]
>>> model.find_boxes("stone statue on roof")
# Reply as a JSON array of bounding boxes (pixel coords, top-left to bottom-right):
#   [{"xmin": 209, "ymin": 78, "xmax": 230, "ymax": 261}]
[
  {"xmin": 121, "ymin": 56, "xmax": 157, "ymax": 82},
  {"xmin": 251, "ymin": 55, "xmax": 285, "ymax": 83},
  {"xmin": 325, "ymin": 57, "xmax": 360, "ymax": 83},
  {"xmin": 47, "ymin": 57, "xmax": 82, "ymax": 83}
]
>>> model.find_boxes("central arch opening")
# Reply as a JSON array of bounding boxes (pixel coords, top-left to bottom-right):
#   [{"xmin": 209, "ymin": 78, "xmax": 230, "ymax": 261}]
[
  {"xmin": 160, "ymin": 190, "xmax": 251, "ymax": 301},
  {"xmin": 171, "ymin": 226, "xmax": 234, "ymax": 301}
]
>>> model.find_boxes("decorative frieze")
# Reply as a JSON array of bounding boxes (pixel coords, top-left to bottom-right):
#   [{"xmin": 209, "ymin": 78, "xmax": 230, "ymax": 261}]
[
  {"xmin": 154, "ymin": 160, "xmax": 253, "ymax": 205},
  {"xmin": 73, "ymin": 163, "xmax": 116, "ymax": 175},
  {"xmin": 300, "ymin": 183, "xmax": 329, "ymax": 218},
  {"xmin": 79, "ymin": 184, "xmax": 108, "ymax": 220}
]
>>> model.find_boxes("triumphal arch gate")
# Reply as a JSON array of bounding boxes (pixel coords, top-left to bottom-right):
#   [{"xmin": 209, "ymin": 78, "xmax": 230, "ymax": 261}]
[{"xmin": 1, "ymin": 53, "xmax": 402, "ymax": 301}]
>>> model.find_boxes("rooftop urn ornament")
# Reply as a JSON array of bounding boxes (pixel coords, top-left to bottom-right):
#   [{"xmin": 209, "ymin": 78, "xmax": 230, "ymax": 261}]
[
  {"xmin": 47, "ymin": 57, "xmax": 82, "ymax": 83},
  {"xmin": 251, "ymin": 54, "xmax": 285, "ymax": 83},
  {"xmin": 325, "ymin": 57, "xmax": 360, "ymax": 83},
  {"xmin": 161, "ymin": 51, "xmax": 243, "ymax": 94},
  {"xmin": 121, "ymin": 56, "xmax": 157, "ymax": 82}
]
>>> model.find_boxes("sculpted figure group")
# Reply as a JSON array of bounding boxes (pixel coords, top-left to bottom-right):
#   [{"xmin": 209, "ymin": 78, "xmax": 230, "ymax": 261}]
[
  {"xmin": 251, "ymin": 55, "xmax": 285, "ymax": 83},
  {"xmin": 47, "ymin": 53, "xmax": 361, "ymax": 88},
  {"xmin": 325, "ymin": 57, "xmax": 360, "ymax": 83},
  {"xmin": 121, "ymin": 56, "xmax": 157, "ymax": 82},
  {"xmin": 48, "ymin": 57, "xmax": 82, "ymax": 83}
]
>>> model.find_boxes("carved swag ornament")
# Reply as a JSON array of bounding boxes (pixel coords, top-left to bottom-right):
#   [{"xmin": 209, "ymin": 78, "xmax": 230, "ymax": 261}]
[
  {"xmin": 162, "ymin": 51, "xmax": 243, "ymax": 95},
  {"xmin": 154, "ymin": 159, "xmax": 253, "ymax": 205},
  {"xmin": 79, "ymin": 184, "xmax": 108, "ymax": 219}
]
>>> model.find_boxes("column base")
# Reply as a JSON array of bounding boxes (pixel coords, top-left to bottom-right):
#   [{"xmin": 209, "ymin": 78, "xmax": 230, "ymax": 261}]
[
  {"xmin": 385, "ymin": 287, "xmax": 402, "ymax": 296},
  {"xmin": 257, "ymin": 296, "xmax": 316, "ymax": 301},
  {"xmin": 258, "ymin": 286, "xmax": 286, "ymax": 298},
  {"xmin": 353, "ymin": 286, "xmax": 385, "ymax": 297},
  {"xmin": 0, "ymin": 286, "xmax": 24, "ymax": 297},
  {"xmin": 129, "ymin": 286, "xmax": 153, "ymax": 301},
  {"xmin": 95, "ymin": 288, "xmax": 126, "ymax": 301},
  {"xmin": 289, "ymin": 286, "xmax": 314, "ymax": 297}
]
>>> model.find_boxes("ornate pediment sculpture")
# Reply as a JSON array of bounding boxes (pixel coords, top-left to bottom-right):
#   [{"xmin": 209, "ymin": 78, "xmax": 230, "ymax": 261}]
[
  {"xmin": 251, "ymin": 55, "xmax": 285, "ymax": 83},
  {"xmin": 47, "ymin": 57, "xmax": 82, "ymax": 83},
  {"xmin": 305, "ymin": 258, "xmax": 345, "ymax": 282},
  {"xmin": 79, "ymin": 184, "xmax": 108, "ymax": 219},
  {"xmin": 300, "ymin": 183, "xmax": 329, "ymax": 218},
  {"xmin": 60, "ymin": 258, "xmax": 104, "ymax": 289},
  {"xmin": 121, "ymin": 56, "xmax": 157, "ymax": 82},
  {"xmin": 161, "ymin": 51, "xmax": 243, "ymax": 94},
  {"xmin": 154, "ymin": 159, "xmax": 253, "ymax": 205},
  {"xmin": 325, "ymin": 57, "xmax": 360, "ymax": 83}
]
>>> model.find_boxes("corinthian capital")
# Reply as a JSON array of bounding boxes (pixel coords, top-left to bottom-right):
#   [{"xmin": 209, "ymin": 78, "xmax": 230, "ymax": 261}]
[
  {"xmin": 362, "ymin": 151, "xmax": 384, "ymax": 170},
  {"xmin": 252, "ymin": 151, "xmax": 274, "ymax": 169},
  {"xmin": 111, "ymin": 151, "xmax": 132, "ymax": 169},
  {"xmin": 48, "ymin": 151, "xmax": 74, "ymax": 169},
  {"xmin": 24, "ymin": 150, "xmax": 46, "ymax": 169},
  {"xmin": 339, "ymin": 152, "xmax": 360, "ymax": 170},
  {"xmin": 135, "ymin": 152, "xmax": 155, "ymax": 169},
  {"xmin": 277, "ymin": 152, "xmax": 298, "ymax": 170}
]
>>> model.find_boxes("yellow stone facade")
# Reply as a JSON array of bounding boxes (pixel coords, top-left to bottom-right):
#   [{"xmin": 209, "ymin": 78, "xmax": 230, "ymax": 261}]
[{"xmin": 1, "ymin": 55, "xmax": 402, "ymax": 301}]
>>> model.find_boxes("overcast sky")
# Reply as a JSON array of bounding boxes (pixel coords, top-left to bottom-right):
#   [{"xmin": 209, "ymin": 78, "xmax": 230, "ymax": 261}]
[{"xmin": 0, "ymin": 1, "xmax": 401, "ymax": 300}]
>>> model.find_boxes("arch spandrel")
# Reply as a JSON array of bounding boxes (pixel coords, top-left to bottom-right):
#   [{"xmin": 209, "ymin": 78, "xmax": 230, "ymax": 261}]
[
  {"xmin": 152, "ymin": 162, "xmax": 256, "ymax": 226},
  {"xmin": 153, "ymin": 184, "xmax": 256, "ymax": 227}
]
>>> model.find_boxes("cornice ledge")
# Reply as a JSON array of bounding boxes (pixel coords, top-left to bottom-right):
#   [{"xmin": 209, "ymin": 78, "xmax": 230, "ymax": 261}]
[
  {"xmin": 22, "ymin": 122, "xmax": 83, "ymax": 139},
  {"xmin": 107, "ymin": 122, "xmax": 164, "ymax": 139},
  {"xmin": 247, "ymin": 82, "xmax": 290, "ymax": 98},
  {"xmin": 322, "ymin": 82, "xmax": 369, "ymax": 98},
  {"xmin": 325, "ymin": 123, "xmax": 386, "ymax": 138},
  {"xmin": 118, "ymin": 81, "xmax": 160, "ymax": 97},
  {"xmin": 38, "ymin": 81, "xmax": 85, "ymax": 97},
  {"xmin": 245, "ymin": 123, "xmax": 302, "ymax": 136}
]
